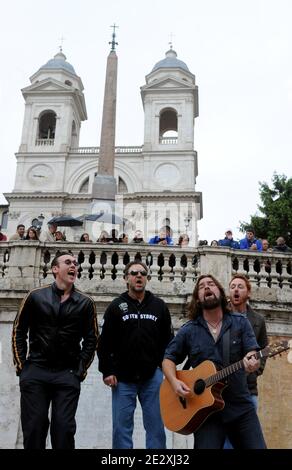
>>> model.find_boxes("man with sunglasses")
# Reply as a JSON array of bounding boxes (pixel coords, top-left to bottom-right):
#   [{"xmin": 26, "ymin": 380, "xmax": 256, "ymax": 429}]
[
  {"xmin": 12, "ymin": 251, "xmax": 98, "ymax": 449},
  {"xmin": 97, "ymin": 260, "xmax": 173, "ymax": 449}
]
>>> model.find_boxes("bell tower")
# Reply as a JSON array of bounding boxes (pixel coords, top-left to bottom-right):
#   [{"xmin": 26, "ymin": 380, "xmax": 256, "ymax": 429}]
[
  {"xmin": 141, "ymin": 47, "xmax": 198, "ymax": 153},
  {"xmin": 19, "ymin": 50, "xmax": 86, "ymax": 155},
  {"xmin": 5, "ymin": 49, "xmax": 87, "ymax": 235},
  {"xmin": 13, "ymin": 50, "xmax": 87, "ymax": 193},
  {"xmin": 139, "ymin": 47, "xmax": 202, "ymax": 243}
]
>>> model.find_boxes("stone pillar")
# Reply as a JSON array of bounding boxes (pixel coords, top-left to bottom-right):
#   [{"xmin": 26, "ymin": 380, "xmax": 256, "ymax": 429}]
[{"xmin": 92, "ymin": 50, "xmax": 118, "ymax": 201}]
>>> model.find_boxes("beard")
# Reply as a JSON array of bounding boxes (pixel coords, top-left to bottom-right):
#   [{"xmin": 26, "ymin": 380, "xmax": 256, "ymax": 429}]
[{"xmin": 201, "ymin": 293, "xmax": 221, "ymax": 310}]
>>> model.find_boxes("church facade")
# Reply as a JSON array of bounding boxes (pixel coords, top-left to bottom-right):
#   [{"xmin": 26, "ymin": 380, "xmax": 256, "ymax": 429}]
[{"xmin": 3, "ymin": 47, "xmax": 202, "ymax": 244}]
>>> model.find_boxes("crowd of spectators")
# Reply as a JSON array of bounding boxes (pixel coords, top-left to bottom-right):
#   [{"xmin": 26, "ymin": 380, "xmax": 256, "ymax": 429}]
[
  {"xmin": 0, "ymin": 223, "xmax": 291, "ymax": 253},
  {"xmin": 200, "ymin": 228, "xmax": 291, "ymax": 253}
]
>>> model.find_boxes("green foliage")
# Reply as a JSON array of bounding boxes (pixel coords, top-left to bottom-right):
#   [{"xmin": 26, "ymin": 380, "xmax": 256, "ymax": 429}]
[{"xmin": 239, "ymin": 173, "xmax": 292, "ymax": 247}]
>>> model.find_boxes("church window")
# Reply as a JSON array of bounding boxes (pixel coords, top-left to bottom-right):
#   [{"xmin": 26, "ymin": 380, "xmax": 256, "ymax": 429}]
[
  {"xmin": 65, "ymin": 80, "xmax": 72, "ymax": 86},
  {"xmin": 37, "ymin": 111, "xmax": 56, "ymax": 140},
  {"xmin": 118, "ymin": 176, "xmax": 128, "ymax": 194},
  {"xmin": 79, "ymin": 177, "xmax": 89, "ymax": 193},
  {"xmin": 1, "ymin": 211, "xmax": 8, "ymax": 229},
  {"xmin": 159, "ymin": 108, "xmax": 178, "ymax": 144}
]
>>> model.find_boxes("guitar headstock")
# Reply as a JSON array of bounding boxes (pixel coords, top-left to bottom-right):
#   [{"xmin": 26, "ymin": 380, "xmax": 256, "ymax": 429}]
[{"xmin": 260, "ymin": 341, "xmax": 290, "ymax": 359}]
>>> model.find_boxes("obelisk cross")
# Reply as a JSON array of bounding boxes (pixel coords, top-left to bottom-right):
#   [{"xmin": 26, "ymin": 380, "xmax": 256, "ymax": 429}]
[
  {"xmin": 109, "ymin": 24, "xmax": 119, "ymax": 51},
  {"xmin": 58, "ymin": 36, "xmax": 65, "ymax": 52}
]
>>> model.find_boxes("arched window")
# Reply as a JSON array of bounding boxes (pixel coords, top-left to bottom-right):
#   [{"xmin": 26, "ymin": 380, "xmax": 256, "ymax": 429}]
[
  {"xmin": 159, "ymin": 108, "xmax": 178, "ymax": 144},
  {"xmin": 38, "ymin": 111, "xmax": 56, "ymax": 140},
  {"xmin": 79, "ymin": 177, "xmax": 89, "ymax": 193},
  {"xmin": 118, "ymin": 176, "xmax": 128, "ymax": 194}
]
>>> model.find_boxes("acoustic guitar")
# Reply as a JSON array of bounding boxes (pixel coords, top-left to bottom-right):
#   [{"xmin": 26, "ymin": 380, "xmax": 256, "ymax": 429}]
[{"xmin": 160, "ymin": 341, "xmax": 289, "ymax": 435}]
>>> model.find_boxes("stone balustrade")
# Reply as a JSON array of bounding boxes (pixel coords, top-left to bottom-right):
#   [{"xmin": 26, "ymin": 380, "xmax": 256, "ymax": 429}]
[
  {"xmin": 70, "ymin": 145, "xmax": 143, "ymax": 155},
  {"xmin": 0, "ymin": 242, "xmax": 291, "ymax": 298},
  {"xmin": 35, "ymin": 138, "xmax": 55, "ymax": 146},
  {"xmin": 159, "ymin": 137, "xmax": 178, "ymax": 145},
  {"xmin": 1, "ymin": 242, "xmax": 291, "ymax": 334}
]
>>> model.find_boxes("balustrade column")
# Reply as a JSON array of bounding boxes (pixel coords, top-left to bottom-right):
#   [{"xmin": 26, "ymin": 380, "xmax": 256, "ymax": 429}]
[
  {"xmin": 6, "ymin": 242, "xmax": 41, "ymax": 289},
  {"xmin": 199, "ymin": 247, "xmax": 232, "ymax": 289}
]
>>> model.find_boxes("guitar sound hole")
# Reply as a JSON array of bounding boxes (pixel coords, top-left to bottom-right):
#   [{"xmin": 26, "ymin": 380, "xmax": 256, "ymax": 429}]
[{"xmin": 194, "ymin": 379, "xmax": 206, "ymax": 395}]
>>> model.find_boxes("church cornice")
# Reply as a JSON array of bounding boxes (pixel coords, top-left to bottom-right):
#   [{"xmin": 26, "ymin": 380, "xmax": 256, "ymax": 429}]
[
  {"xmin": 3, "ymin": 192, "xmax": 91, "ymax": 201},
  {"xmin": 22, "ymin": 78, "xmax": 87, "ymax": 120},
  {"xmin": 4, "ymin": 191, "xmax": 202, "ymax": 202},
  {"xmin": 22, "ymin": 78, "xmax": 76, "ymax": 94},
  {"xmin": 141, "ymin": 77, "xmax": 196, "ymax": 92},
  {"xmin": 68, "ymin": 147, "xmax": 196, "ymax": 158},
  {"xmin": 123, "ymin": 191, "xmax": 202, "ymax": 201}
]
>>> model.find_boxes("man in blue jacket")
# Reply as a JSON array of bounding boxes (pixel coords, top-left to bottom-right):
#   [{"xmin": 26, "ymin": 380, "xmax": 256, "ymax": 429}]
[
  {"xmin": 239, "ymin": 227, "xmax": 262, "ymax": 251},
  {"xmin": 218, "ymin": 229, "xmax": 239, "ymax": 249},
  {"xmin": 148, "ymin": 227, "xmax": 173, "ymax": 245},
  {"xmin": 162, "ymin": 274, "xmax": 266, "ymax": 449}
]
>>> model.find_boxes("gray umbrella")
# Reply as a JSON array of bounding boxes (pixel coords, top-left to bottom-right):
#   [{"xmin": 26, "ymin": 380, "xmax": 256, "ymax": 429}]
[
  {"xmin": 48, "ymin": 215, "xmax": 83, "ymax": 227},
  {"xmin": 82, "ymin": 212, "xmax": 123, "ymax": 225}
]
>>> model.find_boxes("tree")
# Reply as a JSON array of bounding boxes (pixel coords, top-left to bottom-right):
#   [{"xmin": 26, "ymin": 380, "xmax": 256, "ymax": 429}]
[{"xmin": 239, "ymin": 173, "xmax": 292, "ymax": 247}]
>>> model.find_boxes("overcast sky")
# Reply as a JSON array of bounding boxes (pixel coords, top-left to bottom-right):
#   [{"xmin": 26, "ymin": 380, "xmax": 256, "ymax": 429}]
[{"xmin": 0, "ymin": 0, "xmax": 291, "ymax": 242}]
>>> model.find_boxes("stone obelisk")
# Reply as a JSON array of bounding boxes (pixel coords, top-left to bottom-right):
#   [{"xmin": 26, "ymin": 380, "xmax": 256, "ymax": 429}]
[{"xmin": 91, "ymin": 25, "xmax": 118, "ymax": 210}]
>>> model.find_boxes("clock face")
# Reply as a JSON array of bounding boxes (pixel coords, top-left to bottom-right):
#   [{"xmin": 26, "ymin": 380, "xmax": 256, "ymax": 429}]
[
  {"xmin": 28, "ymin": 164, "xmax": 53, "ymax": 185},
  {"xmin": 154, "ymin": 163, "xmax": 180, "ymax": 188}
]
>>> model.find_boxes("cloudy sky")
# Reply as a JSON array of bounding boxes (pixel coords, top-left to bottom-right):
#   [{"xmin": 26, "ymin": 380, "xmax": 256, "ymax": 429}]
[{"xmin": 0, "ymin": 0, "xmax": 291, "ymax": 242}]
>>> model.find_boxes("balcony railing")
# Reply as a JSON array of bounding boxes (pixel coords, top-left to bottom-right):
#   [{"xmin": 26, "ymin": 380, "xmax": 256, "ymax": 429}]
[
  {"xmin": 70, "ymin": 146, "xmax": 143, "ymax": 155},
  {"xmin": 0, "ymin": 243, "xmax": 291, "ymax": 297},
  {"xmin": 35, "ymin": 138, "xmax": 55, "ymax": 146},
  {"xmin": 159, "ymin": 137, "xmax": 178, "ymax": 145}
]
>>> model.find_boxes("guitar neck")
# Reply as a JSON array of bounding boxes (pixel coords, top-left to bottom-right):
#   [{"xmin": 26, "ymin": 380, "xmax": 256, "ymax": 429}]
[{"xmin": 205, "ymin": 351, "xmax": 261, "ymax": 387}]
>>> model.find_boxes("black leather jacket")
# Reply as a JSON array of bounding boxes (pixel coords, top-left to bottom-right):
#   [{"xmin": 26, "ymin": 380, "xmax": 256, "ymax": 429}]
[{"xmin": 12, "ymin": 282, "xmax": 98, "ymax": 381}]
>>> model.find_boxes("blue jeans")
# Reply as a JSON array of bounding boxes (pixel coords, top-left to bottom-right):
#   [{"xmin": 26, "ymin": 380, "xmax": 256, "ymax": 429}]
[
  {"xmin": 195, "ymin": 407, "xmax": 266, "ymax": 449},
  {"xmin": 111, "ymin": 368, "xmax": 166, "ymax": 449},
  {"xmin": 224, "ymin": 395, "xmax": 258, "ymax": 449}
]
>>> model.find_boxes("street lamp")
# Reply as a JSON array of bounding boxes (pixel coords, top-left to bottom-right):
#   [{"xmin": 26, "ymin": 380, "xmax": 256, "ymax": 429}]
[
  {"xmin": 184, "ymin": 216, "xmax": 192, "ymax": 232},
  {"xmin": 32, "ymin": 213, "xmax": 45, "ymax": 231}
]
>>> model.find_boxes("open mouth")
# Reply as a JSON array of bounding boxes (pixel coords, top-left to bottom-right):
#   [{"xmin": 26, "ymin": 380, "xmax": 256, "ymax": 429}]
[
  {"xmin": 204, "ymin": 291, "xmax": 214, "ymax": 299},
  {"xmin": 68, "ymin": 269, "xmax": 76, "ymax": 278}
]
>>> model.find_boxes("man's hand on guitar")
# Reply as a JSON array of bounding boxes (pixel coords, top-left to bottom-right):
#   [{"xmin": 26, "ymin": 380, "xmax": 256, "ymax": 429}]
[
  {"xmin": 172, "ymin": 378, "xmax": 191, "ymax": 397},
  {"xmin": 243, "ymin": 351, "xmax": 260, "ymax": 373}
]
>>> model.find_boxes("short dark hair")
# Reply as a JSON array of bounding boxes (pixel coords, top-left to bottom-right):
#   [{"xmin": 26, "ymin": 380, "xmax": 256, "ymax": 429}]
[
  {"xmin": 124, "ymin": 260, "xmax": 148, "ymax": 276},
  {"xmin": 246, "ymin": 227, "xmax": 255, "ymax": 234},
  {"xmin": 17, "ymin": 224, "xmax": 25, "ymax": 230},
  {"xmin": 51, "ymin": 251, "xmax": 74, "ymax": 269}
]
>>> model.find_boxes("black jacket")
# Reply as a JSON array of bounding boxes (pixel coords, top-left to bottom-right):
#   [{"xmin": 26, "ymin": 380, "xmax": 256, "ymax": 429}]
[
  {"xmin": 12, "ymin": 282, "xmax": 99, "ymax": 381},
  {"xmin": 97, "ymin": 290, "xmax": 173, "ymax": 382},
  {"xmin": 246, "ymin": 305, "xmax": 268, "ymax": 395}
]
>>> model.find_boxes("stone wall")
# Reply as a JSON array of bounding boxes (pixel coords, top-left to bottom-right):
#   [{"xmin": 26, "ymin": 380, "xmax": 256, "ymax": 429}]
[{"xmin": 0, "ymin": 243, "xmax": 291, "ymax": 448}]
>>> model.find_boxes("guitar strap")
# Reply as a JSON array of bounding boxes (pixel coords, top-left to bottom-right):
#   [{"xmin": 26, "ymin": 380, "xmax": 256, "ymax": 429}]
[
  {"xmin": 183, "ymin": 357, "xmax": 191, "ymax": 370},
  {"xmin": 222, "ymin": 328, "xmax": 230, "ymax": 367}
]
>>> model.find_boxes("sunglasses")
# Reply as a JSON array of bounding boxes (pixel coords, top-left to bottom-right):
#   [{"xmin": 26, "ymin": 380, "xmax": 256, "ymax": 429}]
[{"xmin": 128, "ymin": 270, "xmax": 147, "ymax": 277}]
